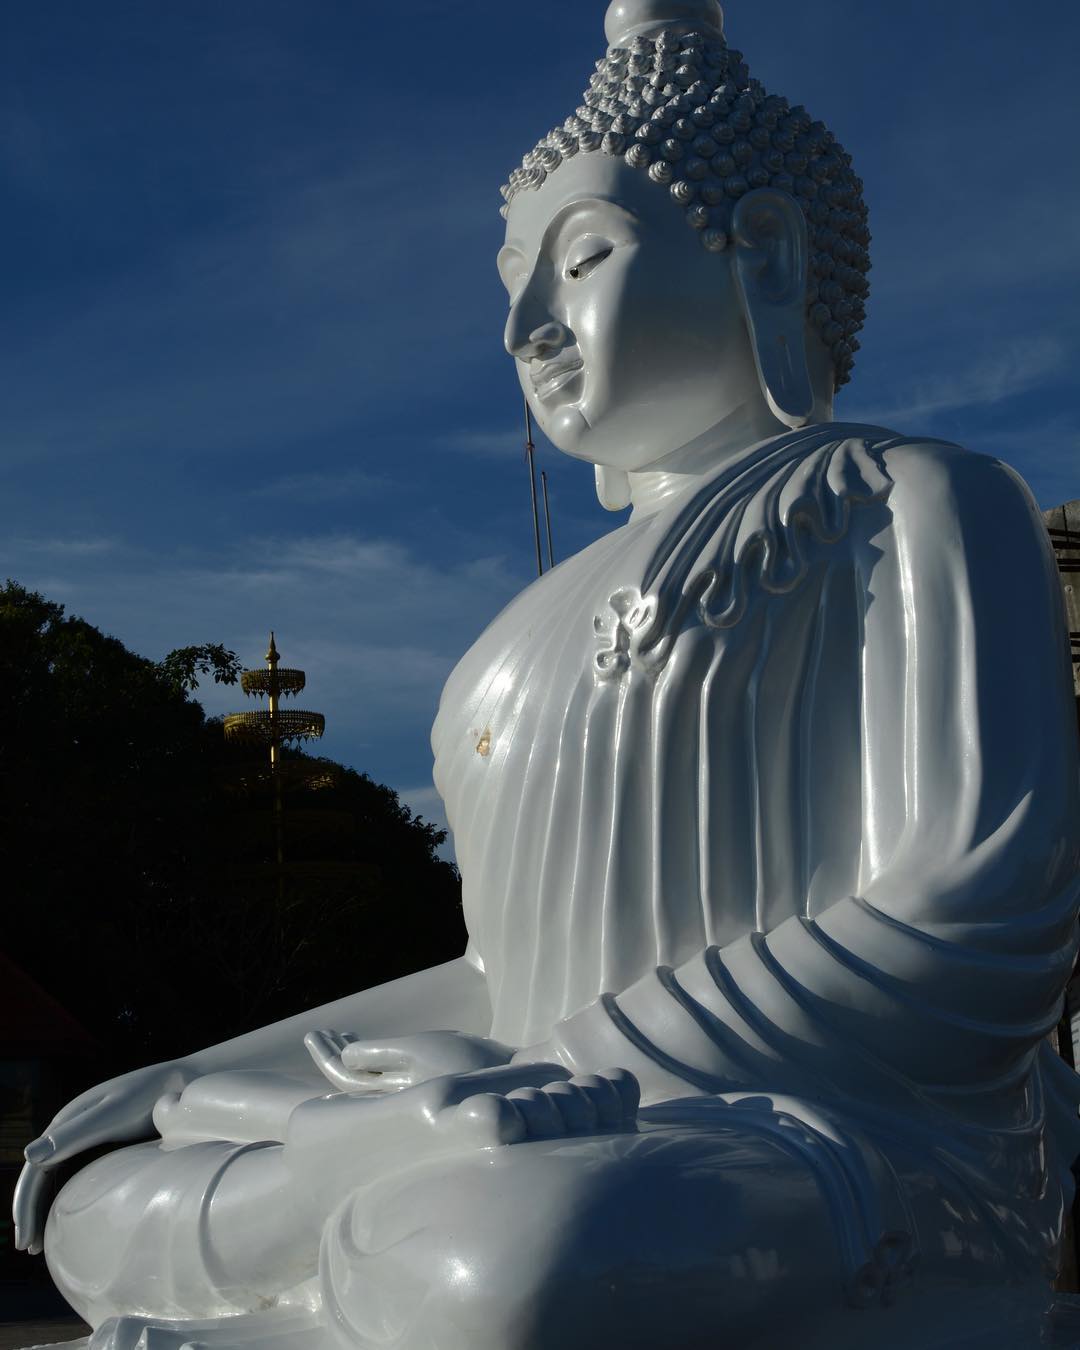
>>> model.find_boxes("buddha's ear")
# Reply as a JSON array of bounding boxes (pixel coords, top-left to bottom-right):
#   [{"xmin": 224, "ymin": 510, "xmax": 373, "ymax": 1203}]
[{"xmin": 730, "ymin": 188, "xmax": 814, "ymax": 429}]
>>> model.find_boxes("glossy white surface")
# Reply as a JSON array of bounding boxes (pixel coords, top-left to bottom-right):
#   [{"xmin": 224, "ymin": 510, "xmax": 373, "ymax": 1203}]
[{"xmin": 16, "ymin": 2, "xmax": 1080, "ymax": 1347}]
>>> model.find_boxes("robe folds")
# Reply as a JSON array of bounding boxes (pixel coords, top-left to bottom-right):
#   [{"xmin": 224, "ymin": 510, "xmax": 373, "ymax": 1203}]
[{"xmin": 433, "ymin": 424, "xmax": 1080, "ymax": 1146}]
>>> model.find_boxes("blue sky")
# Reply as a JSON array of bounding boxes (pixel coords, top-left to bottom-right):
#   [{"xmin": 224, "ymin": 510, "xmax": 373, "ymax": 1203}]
[{"xmin": 3, "ymin": 0, "xmax": 1078, "ymax": 846}]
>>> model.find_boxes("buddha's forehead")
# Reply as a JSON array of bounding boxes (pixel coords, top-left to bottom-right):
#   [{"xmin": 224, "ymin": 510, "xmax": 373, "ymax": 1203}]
[{"xmin": 502, "ymin": 153, "xmax": 662, "ymax": 257}]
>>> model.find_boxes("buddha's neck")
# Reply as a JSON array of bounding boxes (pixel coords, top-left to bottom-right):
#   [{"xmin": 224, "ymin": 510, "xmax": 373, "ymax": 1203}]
[{"xmin": 627, "ymin": 402, "xmax": 815, "ymax": 519}]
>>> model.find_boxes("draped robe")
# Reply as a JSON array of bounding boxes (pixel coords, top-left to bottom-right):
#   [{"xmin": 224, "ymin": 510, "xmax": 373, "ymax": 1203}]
[{"xmin": 433, "ymin": 423, "xmax": 1080, "ymax": 1138}]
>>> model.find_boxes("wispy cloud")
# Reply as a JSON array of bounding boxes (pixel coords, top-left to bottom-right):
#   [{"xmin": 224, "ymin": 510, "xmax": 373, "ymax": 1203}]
[
  {"xmin": 0, "ymin": 155, "xmax": 501, "ymax": 471},
  {"xmin": 250, "ymin": 535, "xmax": 412, "ymax": 578},
  {"xmin": 439, "ymin": 427, "xmax": 525, "ymax": 459},
  {"xmin": 0, "ymin": 525, "xmax": 524, "ymax": 790},
  {"xmin": 11, "ymin": 535, "xmax": 119, "ymax": 556},
  {"xmin": 249, "ymin": 467, "xmax": 390, "ymax": 504},
  {"xmin": 841, "ymin": 338, "xmax": 1068, "ymax": 429}
]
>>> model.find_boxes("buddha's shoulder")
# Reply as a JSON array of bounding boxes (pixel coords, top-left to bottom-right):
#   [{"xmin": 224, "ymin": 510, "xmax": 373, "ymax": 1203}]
[
  {"xmin": 863, "ymin": 428, "xmax": 1030, "ymax": 498},
  {"xmin": 839, "ymin": 425, "xmax": 1041, "ymax": 533}
]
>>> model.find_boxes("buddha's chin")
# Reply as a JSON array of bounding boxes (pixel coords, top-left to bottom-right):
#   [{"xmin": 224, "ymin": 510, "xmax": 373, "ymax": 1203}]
[
  {"xmin": 542, "ymin": 403, "xmax": 593, "ymax": 461},
  {"xmin": 544, "ymin": 404, "xmax": 636, "ymax": 469},
  {"xmin": 541, "ymin": 402, "xmax": 659, "ymax": 471}
]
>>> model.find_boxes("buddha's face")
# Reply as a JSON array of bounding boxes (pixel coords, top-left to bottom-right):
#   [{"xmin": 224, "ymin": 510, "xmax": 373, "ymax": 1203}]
[{"xmin": 499, "ymin": 152, "xmax": 762, "ymax": 472}]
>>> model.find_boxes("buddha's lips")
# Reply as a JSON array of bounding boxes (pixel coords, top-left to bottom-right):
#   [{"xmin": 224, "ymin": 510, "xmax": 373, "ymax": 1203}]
[{"xmin": 531, "ymin": 354, "xmax": 584, "ymax": 400}]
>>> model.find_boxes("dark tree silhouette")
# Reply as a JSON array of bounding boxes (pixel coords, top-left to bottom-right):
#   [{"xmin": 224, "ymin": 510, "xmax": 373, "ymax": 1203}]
[{"xmin": 0, "ymin": 581, "xmax": 464, "ymax": 1073}]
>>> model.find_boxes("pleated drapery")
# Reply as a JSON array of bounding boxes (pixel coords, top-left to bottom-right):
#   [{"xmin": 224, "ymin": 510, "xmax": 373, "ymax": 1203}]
[{"xmin": 433, "ymin": 425, "xmax": 1080, "ymax": 1143}]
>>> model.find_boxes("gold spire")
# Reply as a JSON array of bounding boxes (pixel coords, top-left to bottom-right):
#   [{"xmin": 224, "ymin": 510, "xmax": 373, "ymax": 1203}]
[{"xmin": 224, "ymin": 635, "xmax": 327, "ymax": 877}]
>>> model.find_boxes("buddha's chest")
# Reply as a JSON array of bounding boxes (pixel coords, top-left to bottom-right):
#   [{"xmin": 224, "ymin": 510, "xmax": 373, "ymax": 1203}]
[
  {"xmin": 429, "ymin": 512, "xmax": 783, "ymax": 831},
  {"xmin": 433, "ymin": 528, "xmax": 635, "ymax": 783},
  {"xmin": 431, "ymin": 431, "xmax": 890, "ymax": 853}
]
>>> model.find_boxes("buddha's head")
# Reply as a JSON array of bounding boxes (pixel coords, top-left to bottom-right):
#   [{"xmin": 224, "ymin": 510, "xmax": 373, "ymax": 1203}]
[{"xmin": 498, "ymin": 0, "xmax": 870, "ymax": 505}]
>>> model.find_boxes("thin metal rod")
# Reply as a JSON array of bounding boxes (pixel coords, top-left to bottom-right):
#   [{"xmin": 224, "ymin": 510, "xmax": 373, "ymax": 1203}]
[
  {"xmin": 540, "ymin": 469, "xmax": 555, "ymax": 570},
  {"xmin": 524, "ymin": 399, "xmax": 544, "ymax": 578}
]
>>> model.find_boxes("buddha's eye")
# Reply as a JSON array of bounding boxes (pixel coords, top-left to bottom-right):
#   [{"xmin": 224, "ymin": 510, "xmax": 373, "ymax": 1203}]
[{"xmin": 566, "ymin": 245, "xmax": 613, "ymax": 282}]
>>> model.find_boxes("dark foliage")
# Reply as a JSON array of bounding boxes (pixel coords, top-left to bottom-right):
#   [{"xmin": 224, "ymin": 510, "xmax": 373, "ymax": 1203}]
[
  {"xmin": 0, "ymin": 581, "xmax": 465, "ymax": 1072},
  {"xmin": 157, "ymin": 643, "xmax": 243, "ymax": 694}
]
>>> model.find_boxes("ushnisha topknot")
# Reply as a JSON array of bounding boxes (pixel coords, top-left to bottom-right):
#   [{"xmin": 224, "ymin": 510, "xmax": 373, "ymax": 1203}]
[{"xmin": 500, "ymin": 0, "xmax": 870, "ymax": 387}]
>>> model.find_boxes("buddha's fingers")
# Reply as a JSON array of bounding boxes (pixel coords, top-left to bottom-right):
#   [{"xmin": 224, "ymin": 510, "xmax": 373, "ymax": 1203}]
[
  {"xmin": 28, "ymin": 1098, "xmax": 142, "ymax": 1167},
  {"xmin": 23, "ymin": 1095, "xmax": 99, "ymax": 1165},
  {"xmin": 338, "ymin": 1042, "xmax": 417, "ymax": 1091},
  {"xmin": 304, "ymin": 1030, "xmax": 376, "ymax": 1092},
  {"xmin": 325, "ymin": 1029, "xmax": 360, "ymax": 1056},
  {"xmin": 13, "ymin": 1161, "xmax": 51, "ymax": 1255},
  {"xmin": 26, "ymin": 1075, "xmax": 122, "ymax": 1145},
  {"xmin": 339, "ymin": 1043, "xmax": 414, "ymax": 1072},
  {"xmin": 41, "ymin": 1092, "xmax": 97, "ymax": 1130}
]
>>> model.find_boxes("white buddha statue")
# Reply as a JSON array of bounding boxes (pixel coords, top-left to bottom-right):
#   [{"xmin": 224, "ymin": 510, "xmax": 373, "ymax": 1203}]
[{"xmin": 16, "ymin": 3, "xmax": 1080, "ymax": 1347}]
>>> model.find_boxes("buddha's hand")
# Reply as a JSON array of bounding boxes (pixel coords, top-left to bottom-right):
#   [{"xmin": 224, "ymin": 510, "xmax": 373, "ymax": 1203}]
[
  {"xmin": 13, "ymin": 1059, "xmax": 196, "ymax": 1255},
  {"xmin": 284, "ymin": 1062, "xmax": 639, "ymax": 1207},
  {"xmin": 303, "ymin": 1028, "xmax": 516, "ymax": 1094}
]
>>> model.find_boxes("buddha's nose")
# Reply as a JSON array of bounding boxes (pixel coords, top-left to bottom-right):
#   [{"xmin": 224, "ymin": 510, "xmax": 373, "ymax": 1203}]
[{"xmin": 504, "ymin": 315, "xmax": 570, "ymax": 362}]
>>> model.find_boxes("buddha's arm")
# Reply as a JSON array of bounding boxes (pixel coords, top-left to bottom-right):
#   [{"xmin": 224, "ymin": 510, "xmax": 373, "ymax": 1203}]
[
  {"xmin": 516, "ymin": 444, "xmax": 1080, "ymax": 1108},
  {"xmin": 39, "ymin": 954, "xmax": 492, "ymax": 1138},
  {"xmin": 17, "ymin": 954, "xmax": 491, "ymax": 1252}
]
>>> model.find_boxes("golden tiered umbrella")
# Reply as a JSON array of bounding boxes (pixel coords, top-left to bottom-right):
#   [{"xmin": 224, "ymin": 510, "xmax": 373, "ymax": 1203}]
[{"xmin": 224, "ymin": 634, "xmax": 325, "ymax": 868}]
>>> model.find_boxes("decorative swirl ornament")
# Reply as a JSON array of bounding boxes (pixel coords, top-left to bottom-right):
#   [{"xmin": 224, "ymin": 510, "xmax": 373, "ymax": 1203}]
[
  {"xmin": 499, "ymin": 0, "xmax": 871, "ymax": 386},
  {"xmin": 591, "ymin": 428, "xmax": 893, "ymax": 680}
]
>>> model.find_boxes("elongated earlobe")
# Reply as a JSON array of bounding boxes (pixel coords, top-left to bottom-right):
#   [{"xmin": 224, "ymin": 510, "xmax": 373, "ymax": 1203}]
[
  {"xmin": 731, "ymin": 189, "xmax": 814, "ymax": 429},
  {"xmin": 595, "ymin": 465, "xmax": 633, "ymax": 511}
]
